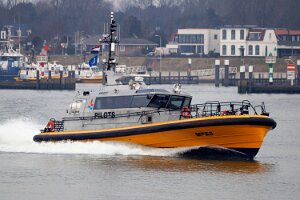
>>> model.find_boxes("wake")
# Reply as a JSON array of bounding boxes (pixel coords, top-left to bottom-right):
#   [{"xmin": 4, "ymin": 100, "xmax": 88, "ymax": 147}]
[
  {"xmin": 0, "ymin": 118, "xmax": 249, "ymax": 160},
  {"xmin": 0, "ymin": 118, "xmax": 185, "ymax": 157}
]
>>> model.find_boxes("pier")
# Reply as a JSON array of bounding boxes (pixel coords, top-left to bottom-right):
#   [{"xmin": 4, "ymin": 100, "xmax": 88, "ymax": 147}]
[{"xmin": 0, "ymin": 71, "xmax": 76, "ymax": 90}]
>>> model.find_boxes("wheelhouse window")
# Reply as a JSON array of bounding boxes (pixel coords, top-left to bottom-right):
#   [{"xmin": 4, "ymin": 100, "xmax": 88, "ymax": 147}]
[
  {"xmin": 183, "ymin": 97, "xmax": 191, "ymax": 107},
  {"xmin": 94, "ymin": 96, "xmax": 132, "ymax": 109},
  {"xmin": 148, "ymin": 94, "xmax": 170, "ymax": 108},
  {"xmin": 131, "ymin": 95, "xmax": 151, "ymax": 108},
  {"xmin": 166, "ymin": 96, "xmax": 185, "ymax": 109}
]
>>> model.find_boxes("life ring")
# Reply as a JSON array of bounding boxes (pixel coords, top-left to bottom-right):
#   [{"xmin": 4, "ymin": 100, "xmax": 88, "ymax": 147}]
[{"xmin": 181, "ymin": 106, "xmax": 191, "ymax": 118}]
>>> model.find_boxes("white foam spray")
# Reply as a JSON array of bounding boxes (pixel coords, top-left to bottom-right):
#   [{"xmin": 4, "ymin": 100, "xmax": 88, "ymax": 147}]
[{"xmin": 0, "ymin": 118, "xmax": 187, "ymax": 157}]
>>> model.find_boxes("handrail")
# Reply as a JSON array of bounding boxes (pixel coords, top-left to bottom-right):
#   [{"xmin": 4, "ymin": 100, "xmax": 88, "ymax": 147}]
[{"xmin": 190, "ymin": 100, "xmax": 267, "ymax": 117}]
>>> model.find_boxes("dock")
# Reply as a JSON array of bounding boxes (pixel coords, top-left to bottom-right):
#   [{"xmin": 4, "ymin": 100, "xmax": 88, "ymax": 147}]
[
  {"xmin": 0, "ymin": 71, "xmax": 76, "ymax": 90},
  {"xmin": 238, "ymin": 79, "xmax": 300, "ymax": 94}
]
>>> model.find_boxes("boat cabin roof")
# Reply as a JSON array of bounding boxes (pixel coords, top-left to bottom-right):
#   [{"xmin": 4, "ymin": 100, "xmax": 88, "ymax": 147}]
[
  {"xmin": 78, "ymin": 87, "xmax": 192, "ymax": 110},
  {"xmin": 82, "ymin": 87, "xmax": 191, "ymax": 98}
]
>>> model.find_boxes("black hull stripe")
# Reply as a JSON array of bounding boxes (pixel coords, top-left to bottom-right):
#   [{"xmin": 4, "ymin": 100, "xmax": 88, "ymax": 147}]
[
  {"xmin": 33, "ymin": 117, "xmax": 276, "ymax": 142},
  {"xmin": 177, "ymin": 147, "xmax": 259, "ymax": 160}
]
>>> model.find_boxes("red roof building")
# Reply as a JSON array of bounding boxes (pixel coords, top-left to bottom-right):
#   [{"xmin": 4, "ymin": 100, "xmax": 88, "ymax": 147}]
[{"xmin": 275, "ymin": 29, "xmax": 300, "ymax": 57}]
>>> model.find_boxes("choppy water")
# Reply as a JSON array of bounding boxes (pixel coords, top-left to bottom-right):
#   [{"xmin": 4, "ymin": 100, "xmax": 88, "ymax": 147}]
[{"xmin": 0, "ymin": 84, "xmax": 299, "ymax": 200}]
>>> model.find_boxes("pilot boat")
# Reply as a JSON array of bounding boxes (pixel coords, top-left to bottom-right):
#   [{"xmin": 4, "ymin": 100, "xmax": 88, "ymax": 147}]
[
  {"xmin": 34, "ymin": 85, "xmax": 276, "ymax": 159},
  {"xmin": 33, "ymin": 12, "xmax": 276, "ymax": 159}
]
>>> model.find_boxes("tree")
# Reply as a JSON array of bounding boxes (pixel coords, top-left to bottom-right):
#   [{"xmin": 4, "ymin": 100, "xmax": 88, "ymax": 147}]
[{"xmin": 122, "ymin": 15, "xmax": 142, "ymax": 37}]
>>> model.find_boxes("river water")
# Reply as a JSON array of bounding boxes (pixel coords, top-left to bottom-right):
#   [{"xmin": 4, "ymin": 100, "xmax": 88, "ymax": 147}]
[{"xmin": 0, "ymin": 84, "xmax": 299, "ymax": 200}]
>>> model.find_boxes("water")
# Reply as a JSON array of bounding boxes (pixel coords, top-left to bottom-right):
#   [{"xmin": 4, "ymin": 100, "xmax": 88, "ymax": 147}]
[{"xmin": 0, "ymin": 84, "xmax": 299, "ymax": 200}]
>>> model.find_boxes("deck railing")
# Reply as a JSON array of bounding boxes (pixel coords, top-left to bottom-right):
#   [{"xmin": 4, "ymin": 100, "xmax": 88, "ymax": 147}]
[{"xmin": 43, "ymin": 100, "xmax": 268, "ymax": 132}]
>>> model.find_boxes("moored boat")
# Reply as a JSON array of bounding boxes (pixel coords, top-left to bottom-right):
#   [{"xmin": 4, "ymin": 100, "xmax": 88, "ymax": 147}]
[
  {"xmin": 0, "ymin": 46, "xmax": 25, "ymax": 81},
  {"xmin": 75, "ymin": 64, "xmax": 103, "ymax": 83}
]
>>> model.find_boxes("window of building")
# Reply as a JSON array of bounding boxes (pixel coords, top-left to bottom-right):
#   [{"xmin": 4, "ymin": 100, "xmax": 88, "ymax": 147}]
[
  {"xmin": 292, "ymin": 36, "xmax": 296, "ymax": 41},
  {"xmin": 214, "ymin": 34, "xmax": 218, "ymax": 40},
  {"xmin": 192, "ymin": 35, "xmax": 196, "ymax": 43},
  {"xmin": 197, "ymin": 45, "xmax": 204, "ymax": 54},
  {"xmin": 178, "ymin": 34, "xmax": 204, "ymax": 44},
  {"xmin": 231, "ymin": 45, "xmax": 235, "ymax": 55},
  {"xmin": 222, "ymin": 30, "xmax": 227, "ymax": 40},
  {"xmin": 120, "ymin": 45, "xmax": 125, "ymax": 52},
  {"xmin": 282, "ymin": 36, "xmax": 287, "ymax": 41},
  {"xmin": 179, "ymin": 45, "xmax": 196, "ymax": 54},
  {"xmin": 0, "ymin": 31, "xmax": 6, "ymax": 40},
  {"xmin": 231, "ymin": 30, "xmax": 236, "ymax": 40},
  {"xmin": 240, "ymin": 30, "xmax": 245, "ymax": 40},
  {"xmin": 222, "ymin": 45, "xmax": 227, "ymax": 55},
  {"xmin": 249, "ymin": 45, "xmax": 253, "ymax": 55},
  {"xmin": 255, "ymin": 45, "xmax": 260, "ymax": 55},
  {"xmin": 249, "ymin": 33, "xmax": 260, "ymax": 40}
]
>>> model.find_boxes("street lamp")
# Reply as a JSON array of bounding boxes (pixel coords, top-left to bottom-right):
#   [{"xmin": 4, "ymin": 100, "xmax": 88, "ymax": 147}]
[{"xmin": 154, "ymin": 34, "xmax": 162, "ymax": 72}]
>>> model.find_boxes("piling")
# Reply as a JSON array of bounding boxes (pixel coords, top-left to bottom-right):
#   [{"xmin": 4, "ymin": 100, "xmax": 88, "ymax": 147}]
[
  {"xmin": 159, "ymin": 71, "xmax": 162, "ymax": 84},
  {"xmin": 59, "ymin": 71, "xmax": 63, "ymax": 89},
  {"xmin": 240, "ymin": 66, "xmax": 245, "ymax": 80},
  {"xmin": 248, "ymin": 65, "xmax": 253, "ymax": 93},
  {"xmin": 297, "ymin": 60, "xmax": 300, "ymax": 85},
  {"xmin": 238, "ymin": 80, "xmax": 248, "ymax": 94},
  {"xmin": 48, "ymin": 71, "xmax": 52, "ymax": 79},
  {"xmin": 36, "ymin": 71, "xmax": 40, "ymax": 90},
  {"xmin": 224, "ymin": 60, "xmax": 229, "ymax": 87},
  {"xmin": 215, "ymin": 60, "xmax": 220, "ymax": 87}
]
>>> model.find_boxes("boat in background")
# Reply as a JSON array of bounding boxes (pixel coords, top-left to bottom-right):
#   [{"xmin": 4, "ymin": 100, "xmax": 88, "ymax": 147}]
[
  {"xmin": 0, "ymin": 46, "xmax": 26, "ymax": 81},
  {"xmin": 75, "ymin": 63, "xmax": 103, "ymax": 83},
  {"xmin": 115, "ymin": 65, "xmax": 150, "ymax": 85},
  {"xmin": 15, "ymin": 57, "xmax": 68, "ymax": 82}
]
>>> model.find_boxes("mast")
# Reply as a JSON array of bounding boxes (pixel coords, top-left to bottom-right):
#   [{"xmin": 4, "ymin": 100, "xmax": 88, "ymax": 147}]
[{"xmin": 99, "ymin": 12, "xmax": 119, "ymax": 86}]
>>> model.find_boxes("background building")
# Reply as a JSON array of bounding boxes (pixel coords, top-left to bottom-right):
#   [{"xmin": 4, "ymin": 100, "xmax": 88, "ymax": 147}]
[
  {"xmin": 220, "ymin": 26, "xmax": 278, "ymax": 57},
  {"xmin": 275, "ymin": 29, "xmax": 300, "ymax": 57},
  {"xmin": 166, "ymin": 29, "xmax": 220, "ymax": 56}
]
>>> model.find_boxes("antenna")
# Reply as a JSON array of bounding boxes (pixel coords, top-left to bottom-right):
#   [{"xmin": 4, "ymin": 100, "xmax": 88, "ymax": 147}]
[{"xmin": 98, "ymin": 12, "xmax": 119, "ymax": 86}]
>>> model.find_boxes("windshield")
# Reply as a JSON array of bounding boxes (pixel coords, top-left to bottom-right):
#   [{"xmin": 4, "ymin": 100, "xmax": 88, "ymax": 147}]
[{"xmin": 148, "ymin": 94, "xmax": 170, "ymax": 108}]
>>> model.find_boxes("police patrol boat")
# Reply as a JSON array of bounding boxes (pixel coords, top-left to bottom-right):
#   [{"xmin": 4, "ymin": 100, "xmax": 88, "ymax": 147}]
[{"xmin": 33, "ymin": 12, "xmax": 276, "ymax": 159}]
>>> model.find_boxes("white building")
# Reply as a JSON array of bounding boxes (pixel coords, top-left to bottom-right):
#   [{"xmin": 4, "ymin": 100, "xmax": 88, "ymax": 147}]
[
  {"xmin": 166, "ymin": 28, "xmax": 220, "ymax": 56},
  {"xmin": 220, "ymin": 26, "xmax": 278, "ymax": 57}
]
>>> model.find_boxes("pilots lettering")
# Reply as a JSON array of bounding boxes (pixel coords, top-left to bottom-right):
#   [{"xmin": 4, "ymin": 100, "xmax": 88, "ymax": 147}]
[{"xmin": 94, "ymin": 112, "xmax": 116, "ymax": 119}]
